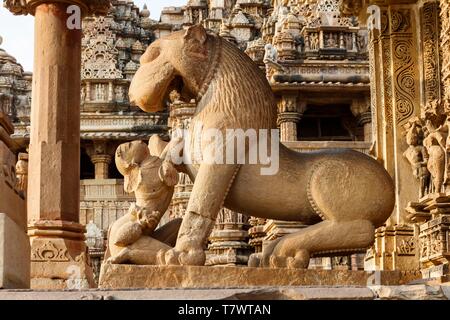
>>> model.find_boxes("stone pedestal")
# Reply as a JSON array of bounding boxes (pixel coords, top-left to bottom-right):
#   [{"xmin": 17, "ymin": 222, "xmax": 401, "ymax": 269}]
[
  {"xmin": 407, "ymin": 193, "xmax": 450, "ymax": 282},
  {"xmin": 206, "ymin": 209, "xmax": 252, "ymax": 266},
  {"xmin": 248, "ymin": 217, "xmax": 267, "ymax": 253},
  {"xmin": 98, "ymin": 264, "xmax": 422, "ymax": 289},
  {"xmin": 263, "ymin": 219, "xmax": 307, "ymax": 242},
  {"xmin": 364, "ymin": 224, "xmax": 417, "ymax": 271},
  {"xmin": 29, "ymin": 223, "xmax": 93, "ymax": 289}
]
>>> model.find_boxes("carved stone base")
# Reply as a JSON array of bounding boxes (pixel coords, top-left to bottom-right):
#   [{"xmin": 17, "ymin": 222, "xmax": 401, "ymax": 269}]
[
  {"xmin": 263, "ymin": 219, "xmax": 307, "ymax": 242},
  {"xmin": 29, "ymin": 221, "xmax": 94, "ymax": 289},
  {"xmin": 206, "ymin": 228, "xmax": 252, "ymax": 266},
  {"xmin": 98, "ymin": 264, "xmax": 422, "ymax": 289},
  {"xmin": 364, "ymin": 224, "xmax": 418, "ymax": 271},
  {"xmin": 406, "ymin": 193, "xmax": 450, "ymax": 281}
]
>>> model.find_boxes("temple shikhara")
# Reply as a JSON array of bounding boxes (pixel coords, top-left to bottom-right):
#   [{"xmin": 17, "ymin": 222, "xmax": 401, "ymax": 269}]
[{"xmin": 0, "ymin": 0, "xmax": 450, "ymax": 300}]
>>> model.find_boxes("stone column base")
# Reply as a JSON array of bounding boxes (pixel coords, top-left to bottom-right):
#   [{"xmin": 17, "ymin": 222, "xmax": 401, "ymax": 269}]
[
  {"xmin": 364, "ymin": 224, "xmax": 418, "ymax": 271},
  {"xmin": 29, "ymin": 221, "xmax": 94, "ymax": 289}
]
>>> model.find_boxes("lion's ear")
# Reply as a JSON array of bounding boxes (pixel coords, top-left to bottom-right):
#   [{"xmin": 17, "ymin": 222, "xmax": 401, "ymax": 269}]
[
  {"xmin": 184, "ymin": 24, "xmax": 207, "ymax": 45},
  {"xmin": 124, "ymin": 164, "xmax": 142, "ymax": 193}
]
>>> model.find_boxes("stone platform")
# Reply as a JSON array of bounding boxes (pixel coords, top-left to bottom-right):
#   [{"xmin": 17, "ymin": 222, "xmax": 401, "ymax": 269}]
[
  {"xmin": 1, "ymin": 284, "xmax": 450, "ymax": 300},
  {"xmin": 98, "ymin": 264, "xmax": 422, "ymax": 289}
]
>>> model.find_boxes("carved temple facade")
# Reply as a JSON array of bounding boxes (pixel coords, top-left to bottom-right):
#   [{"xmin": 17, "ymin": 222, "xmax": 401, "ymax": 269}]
[
  {"xmin": 4, "ymin": 0, "xmax": 450, "ymax": 288},
  {"xmin": 3, "ymin": 0, "xmax": 372, "ymax": 284},
  {"xmin": 340, "ymin": 0, "xmax": 450, "ymax": 282}
]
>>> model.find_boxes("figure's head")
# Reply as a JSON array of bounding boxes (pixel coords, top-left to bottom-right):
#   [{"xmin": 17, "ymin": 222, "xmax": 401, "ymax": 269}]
[
  {"xmin": 115, "ymin": 137, "xmax": 179, "ymax": 194},
  {"xmin": 129, "ymin": 24, "xmax": 211, "ymax": 112},
  {"xmin": 115, "ymin": 140, "xmax": 150, "ymax": 177}
]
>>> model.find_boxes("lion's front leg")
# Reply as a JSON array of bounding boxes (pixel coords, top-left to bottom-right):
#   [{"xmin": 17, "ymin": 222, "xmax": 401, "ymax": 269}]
[{"xmin": 162, "ymin": 164, "xmax": 240, "ymax": 266}]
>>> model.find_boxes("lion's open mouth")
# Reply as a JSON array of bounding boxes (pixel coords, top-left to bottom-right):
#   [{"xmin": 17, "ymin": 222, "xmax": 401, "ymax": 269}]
[{"xmin": 164, "ymin": 76, "xmax": 195, "ymax": 105}]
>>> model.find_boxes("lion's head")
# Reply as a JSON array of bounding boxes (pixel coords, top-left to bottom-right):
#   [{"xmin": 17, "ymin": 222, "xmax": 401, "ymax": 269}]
[{"xmin": 129, "ymin": 25, "xmax": 213, "ymax": 112}]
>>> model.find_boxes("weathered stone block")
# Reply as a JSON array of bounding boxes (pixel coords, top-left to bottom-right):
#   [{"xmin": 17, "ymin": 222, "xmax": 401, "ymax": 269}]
[
  {"xmin": 0, "ymin": 213, "xmax": 30, "ymax": 289},
  {"xmin": 30, "ymin": 236, "xmax": 94, "ymax": 290},
  {"xmin": 98, "ymin": 264, "xmax": 422, "ymax": 289}
]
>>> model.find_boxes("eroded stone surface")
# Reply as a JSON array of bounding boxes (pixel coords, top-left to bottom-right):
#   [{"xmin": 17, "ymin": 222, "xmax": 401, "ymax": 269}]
[
  {"xmin": 98, "ymin": 265, "xmax": 421, "ymax": 289},
  {"xmin": 1, "ymin": 285, "xmax": 450, "ymax": 300},
  {"xmin": 371, "ymin": 285, "xmax": 449, "ymax": 300}
]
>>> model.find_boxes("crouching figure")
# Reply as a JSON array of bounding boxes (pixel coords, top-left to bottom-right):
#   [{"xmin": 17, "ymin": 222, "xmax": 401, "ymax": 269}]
[{"xmin": 105, "ymin": 136, "xmax": 180, "ymax": 264}]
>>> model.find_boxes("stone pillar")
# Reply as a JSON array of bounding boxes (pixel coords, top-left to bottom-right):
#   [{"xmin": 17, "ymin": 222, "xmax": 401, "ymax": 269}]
[
  {"xmin": 404, "ymin": 0, "xmax": 450, "ymax": 282},
  {"xmin": 351, "ymin": 96, "xmax": 372, "ymax": 142},
  {"xmin": 277, "ymin": 95, "xmax": 303, "ymax": 142},
  {"xmin": 361, "ymin": 3, "xmax": 421, "ymax": 271},
  {"xmin": 85, "ymin": 82, "xmax": 91, "ymax": 102},
  {"xmin": 248, "ymin": 217, "xmax": 266, "ymax": 253},
  {"xmin": 108, "ymin": 82, "xmax": 114, "ymax": 102},
  {"xmin": 5, "ymin": 0, "xmax": 110, "ymax": 289},
  {"xmin": 90, "ymin": 155, "xmax": 111, "ymax": 180},
  {"xmin": 206, "ymin": 209, "xmax": 252, "ymax": 266},
  {"xmin": 441, "ymin": 1, "xmax": 450, "ymax": 111},
  {"xmin": 87, "ymin": 141, "xmax": 113, "ymax": 180}
]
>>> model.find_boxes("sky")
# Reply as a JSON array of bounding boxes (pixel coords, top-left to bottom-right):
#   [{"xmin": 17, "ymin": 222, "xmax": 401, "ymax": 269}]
[{"xmin": 0, "ymin": 0, "xmax": 186, "ymax": 72}]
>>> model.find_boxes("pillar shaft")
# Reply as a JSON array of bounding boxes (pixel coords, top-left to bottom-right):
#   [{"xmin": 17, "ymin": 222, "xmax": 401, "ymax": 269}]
[
  {"xmin": 28, "ymin": 3, "xmax": 81, "ymax": 223},
  {"xmin": 90, "ymin": 154, "xmax": 111, "ymax": 180}
]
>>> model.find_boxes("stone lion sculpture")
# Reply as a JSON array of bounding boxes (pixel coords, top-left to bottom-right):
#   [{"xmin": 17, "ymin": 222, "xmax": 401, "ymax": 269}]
[
  {"xmin": 105, "ymin": 138, "xmax": 181, "ymax": 265},
  {"xmin": 128, "ymin": 25, "xmax": 395, "ymax": 269}
]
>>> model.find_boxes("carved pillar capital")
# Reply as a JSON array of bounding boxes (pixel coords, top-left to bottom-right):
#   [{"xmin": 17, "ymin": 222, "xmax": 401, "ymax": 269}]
[
  {"xmin": 277, "ymin": 111, "xmax": 302, "ymax": 125},
  {"xmin": 90, "ymin": 154, "xmax": 112, "ymax": 165},
  {"xmin": 3, "ymin": 0, "xmax": 110, "ymax": 16},
  {"xmin": 87, "ymin": 141, "xmax": 113, "ymax": 179},
  {"xmin": 277, "ymin": 94, "xmax": 298, "ymax": 113},
  {"xmin": 277, "ymin": 112, "xmax": 301, "ymax": 142},
  {"xmin": 351, "ymin": 97, "xmax": 370, "ymax": 117}
]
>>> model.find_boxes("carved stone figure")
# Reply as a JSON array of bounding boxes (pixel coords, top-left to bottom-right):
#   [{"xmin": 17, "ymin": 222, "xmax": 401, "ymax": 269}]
[
  {"xmin": 128, "ymin": 25, "xmax": 395, "ymax": 269},
  {"xmin": 105, "ymin": 137, "xmax": 181, "ymax": 264},
  {"xmin": 263, "ymin": 43, "xmax": 278, "ymax": 63},
  {"xmin": 309, "ymin": 32, "xmax": 319, "ymax": 50},
  {"xmin": 403, "ymin": 118, "xmax": 430, "ymax": 198},
  {"xmin": 423, "ymin": 121, "xmax": 447, "ymax": 193}
]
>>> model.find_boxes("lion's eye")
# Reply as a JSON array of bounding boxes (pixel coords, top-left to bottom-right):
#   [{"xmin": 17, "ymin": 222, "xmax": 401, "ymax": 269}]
[{"xmin": 141, "ymin": 46, "xmax": 160, "ymax": 64}]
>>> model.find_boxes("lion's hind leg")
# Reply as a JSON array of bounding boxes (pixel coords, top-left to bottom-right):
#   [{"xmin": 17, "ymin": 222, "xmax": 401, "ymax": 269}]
[{"xmin": 260, "ymin": 219, "xmax": 375, "ymax": 269}]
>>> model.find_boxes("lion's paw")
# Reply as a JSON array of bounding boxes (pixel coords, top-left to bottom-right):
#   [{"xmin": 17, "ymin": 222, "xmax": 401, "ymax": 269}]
[{"xmin": 163, "ymin": 246, "xmax": 206, "ymax": 266}]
